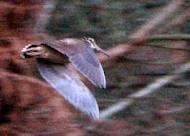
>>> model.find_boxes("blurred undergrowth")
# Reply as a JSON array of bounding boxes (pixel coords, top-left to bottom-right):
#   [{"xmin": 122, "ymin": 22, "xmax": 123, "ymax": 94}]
[
  {"xmin": 46, "ymin": 1, "xmax": 190, "ymax": 124},
  {"xmin": 0, "ymin": 0, "xmax": 190, "ymax": 135},
  {"xmin": 46, "ymin": 0, "xmax": 172, "ymax": 47}
]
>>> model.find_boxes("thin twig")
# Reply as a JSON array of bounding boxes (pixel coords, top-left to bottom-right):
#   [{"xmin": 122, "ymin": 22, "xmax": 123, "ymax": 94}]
[
  {"xmin": 99, "ymin": 0, "xmax": 184, "ymax": 63},
  {"xmin": 160, "ymin": 105, "xmax": 190, "ymax": 114},
  {"xmin": 148, "ymin": 43, "xmax": 190, "ymax": 51},
  {"xmin": 129, "ymin": 0, "xmax": 184, "ymax": 44},
  {"xmin": 100, "ymin": 61, "xmax": 190, "ymax": 119},
  {"xmin": 148, "ymin": 34, "xmax": 190, "ymax": 41},
  {"xmin": 157, "ymin": 8, "xmax": 190, "ymax": 33}
]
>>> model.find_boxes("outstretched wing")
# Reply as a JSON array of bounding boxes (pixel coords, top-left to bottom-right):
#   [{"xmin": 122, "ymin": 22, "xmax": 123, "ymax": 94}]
[
  {"xmin": 44, "ymin": 38, "xmax": 106, "ymax": 88},
  {"xmin": 37, "ymin": 59, "xmax": 99, "ymax": 119}
]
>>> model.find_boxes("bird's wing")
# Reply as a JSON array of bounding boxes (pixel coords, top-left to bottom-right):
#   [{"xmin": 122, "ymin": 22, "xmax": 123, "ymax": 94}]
[
  {"xmin": 37, "ymin": 59, "xmax": 99, "ymax": 119},
  {"xmin": 44, "ymin": 39, "xmax": 106, "ymax": 88}
]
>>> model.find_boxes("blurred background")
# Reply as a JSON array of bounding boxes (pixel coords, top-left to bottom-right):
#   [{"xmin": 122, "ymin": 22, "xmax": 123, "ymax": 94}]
[{"xmin": 0, "ymin": 0, "xmax": 190, "ymax": 135}]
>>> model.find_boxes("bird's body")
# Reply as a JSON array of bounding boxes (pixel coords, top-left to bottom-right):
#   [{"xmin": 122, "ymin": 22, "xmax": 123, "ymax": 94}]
[
  {"xmin": 21, "ymin": 38, "xmax": 109, "ymax": 119},
  {"xmin": 34, "ymin": 45, "xmax": 69, "ymax": 64}
]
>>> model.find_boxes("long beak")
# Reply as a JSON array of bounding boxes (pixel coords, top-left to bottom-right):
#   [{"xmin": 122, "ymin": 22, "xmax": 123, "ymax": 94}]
[{"xmin": 98, "ymin": 48, "xmax": 110, "ymax": 58}]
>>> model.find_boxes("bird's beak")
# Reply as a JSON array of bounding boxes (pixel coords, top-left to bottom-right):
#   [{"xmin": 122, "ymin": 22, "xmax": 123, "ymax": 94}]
[{"xmin": 97, "ymin": 47, "xmax": 110, "ymax": 58}]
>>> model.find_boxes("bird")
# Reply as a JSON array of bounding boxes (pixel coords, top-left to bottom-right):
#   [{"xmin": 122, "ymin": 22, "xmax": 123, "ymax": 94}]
[{"xmin": 21, "ymin": 37, "xmax": 109, "ymax": 119}]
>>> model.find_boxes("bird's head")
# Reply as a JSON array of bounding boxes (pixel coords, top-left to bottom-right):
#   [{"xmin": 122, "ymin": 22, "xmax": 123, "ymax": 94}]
[
  {"xmin": 21, "ymin": 44, "xmax": 44, "ymax": 58},
  {"xmin": 85, "ymin": 37, "xmax": 110, "ymax": 57}
]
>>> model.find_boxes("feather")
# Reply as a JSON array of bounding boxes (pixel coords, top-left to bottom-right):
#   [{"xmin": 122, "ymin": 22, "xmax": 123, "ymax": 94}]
[
  {"xmin": 44, "ymin": 38, "xmax": 106, "ymax": 88},
  {"xmin": 37, "ymin": 59, "xmax": 99, "ymax": 119}
]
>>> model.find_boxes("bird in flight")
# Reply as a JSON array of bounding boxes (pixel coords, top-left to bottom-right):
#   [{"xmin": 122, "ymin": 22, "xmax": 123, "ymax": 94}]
[{"xmin": 21, "ymin": 37, "xmax": 109, "ymax": 119}]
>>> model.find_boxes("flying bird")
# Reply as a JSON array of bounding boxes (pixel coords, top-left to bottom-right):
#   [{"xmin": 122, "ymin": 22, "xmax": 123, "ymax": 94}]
[{"xmin": 21, "ymin": 38, "xmax": 109, "ymax": 119}]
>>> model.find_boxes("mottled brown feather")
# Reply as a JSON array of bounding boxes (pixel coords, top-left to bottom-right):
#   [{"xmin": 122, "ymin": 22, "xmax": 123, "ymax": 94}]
[{"xmin": 43, "ymin": 38, "xmax": 106, "ymax": 88}]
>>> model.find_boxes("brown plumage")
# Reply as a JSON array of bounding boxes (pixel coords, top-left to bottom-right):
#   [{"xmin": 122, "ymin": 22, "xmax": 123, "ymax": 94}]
[{"xmin": 21, "ymin": 38, "xmax": 109, "ymax": 119}]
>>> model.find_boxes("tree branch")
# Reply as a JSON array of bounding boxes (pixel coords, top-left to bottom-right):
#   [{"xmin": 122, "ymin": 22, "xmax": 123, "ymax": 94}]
[
  {"xmin": 157, "ymin": 8, "xmax": 190, "ymax": 33},
  {"xmin": 100, "ymin": 61, "xmax": 190, "ymax": 119},
  {"xmin": 98, "ymin": 0, "xmax": 184, "ymax": 63},
  {"xmin": 148, "ymin": 34, "xmax": 190, "ymax": 41},
  {"xmin": 129, "ymin": 0, "xmax": 184, "ymax": 44}
]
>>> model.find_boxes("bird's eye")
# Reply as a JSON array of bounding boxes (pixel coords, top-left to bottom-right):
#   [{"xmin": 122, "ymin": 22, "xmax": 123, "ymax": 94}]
[{"xmin": 88, "ymin": 38, "xmax": 94, "ymax": 42}]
